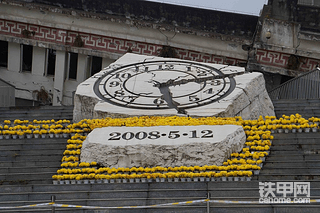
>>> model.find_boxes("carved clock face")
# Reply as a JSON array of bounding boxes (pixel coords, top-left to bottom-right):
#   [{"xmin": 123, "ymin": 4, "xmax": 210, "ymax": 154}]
[{"xmin": 93, "ymin": 60, "xmax": 238, "ymax": 114}]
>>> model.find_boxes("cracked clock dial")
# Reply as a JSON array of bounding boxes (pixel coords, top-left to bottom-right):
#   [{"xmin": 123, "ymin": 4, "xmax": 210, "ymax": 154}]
[{"xmin": 93, "ymin": 60, "xmax": 239, "ymax": 113}]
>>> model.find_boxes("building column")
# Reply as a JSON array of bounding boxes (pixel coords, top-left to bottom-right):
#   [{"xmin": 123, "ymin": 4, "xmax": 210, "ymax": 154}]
[
  {"xmin": 77, "ymin": 54, "xmax": 87, "ymax": 82},
  {"xmin": 32, "ymin": 47, "xmax": 46, "ymax": 76},
  {"xmin": 53, "ymin": 50, "xmax": 66, "ymax": 106},
  {"xmin": 7, "ymin": 42, "xmax": 20, "ymax": 72}
]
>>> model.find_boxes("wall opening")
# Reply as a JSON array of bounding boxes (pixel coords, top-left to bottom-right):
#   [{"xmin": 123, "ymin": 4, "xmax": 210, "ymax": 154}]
[
  {"xmin": 46, "ymin": 49, "xmax": 56, "ymax": 76},
  {"xmin": 21, "ymin": 44, "xmax": 33, "ymax": 72},
  {"xmin": 90, "ymin": 56, "xmax": 102, "ymax": 76},
  {"xmin": 68, "ymin": 52, "xmax": 78, "ymax": 80},
  {"xmin": 298, "ymin": 0, "xmax": 320, "ymax": 6},
  {"xmin": 0, "ymin": 40, "xmax": 8, "ymax": 68}
]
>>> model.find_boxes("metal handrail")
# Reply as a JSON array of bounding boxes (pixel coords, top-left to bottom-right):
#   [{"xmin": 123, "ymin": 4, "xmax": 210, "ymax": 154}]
[{"xmin": 269, "ymin": 68, "xmax": 320, "ymax": 100}]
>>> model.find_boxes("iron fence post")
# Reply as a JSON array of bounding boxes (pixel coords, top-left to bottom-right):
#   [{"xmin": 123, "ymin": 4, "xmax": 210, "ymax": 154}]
[
  {"xmin": 51, "ymin": 195, "xmax": 56, "ymax": 213},
  {"xmin": 207, "ymin": 192, "xmax": 210, "ymax": 213}
]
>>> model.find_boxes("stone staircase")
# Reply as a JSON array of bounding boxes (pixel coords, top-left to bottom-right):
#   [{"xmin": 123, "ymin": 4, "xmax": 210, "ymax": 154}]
[
  {"xmin": 272, "ymin": 99, "xmax": 320, "ymax": 118},
  {"xmin": 1, "ymin": 132, "xmax": 320, "ymax": 212},
  {"xmin": 0, "ymin": 106, "xmax": 74, "ymax": 122},
  {"xmin": 0, "ymin": 138, "xmax": 65, "ymax": 185},
  {"xmin": 257, "ymin": 132, "xmax": 320, "ymax": 181}
]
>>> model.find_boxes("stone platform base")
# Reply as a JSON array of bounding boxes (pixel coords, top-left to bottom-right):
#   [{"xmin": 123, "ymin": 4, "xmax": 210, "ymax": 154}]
[{"xmin": 80, "ymin": 125, "xmax": 246, "ymax": 168}]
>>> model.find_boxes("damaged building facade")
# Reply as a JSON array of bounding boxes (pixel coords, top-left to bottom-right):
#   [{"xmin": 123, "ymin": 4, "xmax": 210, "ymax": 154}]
[{"xmin": 0, "ymin": 0, "xmax": 319, "ymax": 106}]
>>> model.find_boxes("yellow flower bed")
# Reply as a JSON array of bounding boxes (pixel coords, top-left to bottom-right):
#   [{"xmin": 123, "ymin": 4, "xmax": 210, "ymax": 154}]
[
  {"xmin": 1, "ymin": 113, "xmax": 317, "ymax": 182},
  {"xmin": 0, "ymin": 119, "xmax": 76, "ymax": 138},
  {"xmin": 53, "ymin": 115, "xmax": 271, "ymax": 181}
]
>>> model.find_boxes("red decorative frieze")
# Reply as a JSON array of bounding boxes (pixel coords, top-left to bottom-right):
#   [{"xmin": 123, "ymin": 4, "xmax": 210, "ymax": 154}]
[
  {"xmin": 256, "ymin": 49, "xmax": 290, "ymax": 68},
  {"xmin": 176, "ymin": 49, "xmax": 246, "ymax": 66},
  {"xmin": 300, "ymin": 58, "xmax": 320, "ymax": 72},
  {"xmin": 0, "ymin": 19, "xmax": 245, "ymax": 66},
  {"xmin": 256, "ymin": 49, "xmax": 320, "ymax": 72},
  {"xmin": 0, "ymin": 19, "xmax": 162, "ymax": 55}
]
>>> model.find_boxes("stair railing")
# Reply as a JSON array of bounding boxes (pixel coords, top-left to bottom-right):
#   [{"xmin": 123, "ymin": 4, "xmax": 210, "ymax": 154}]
[{"xmin": 269, "ymin": 69, "xmax": 320, "ymax": 100}]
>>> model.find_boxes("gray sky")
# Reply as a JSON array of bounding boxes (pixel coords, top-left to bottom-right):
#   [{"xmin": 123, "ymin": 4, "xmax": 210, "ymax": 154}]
[{"xmin": 146, "ymin": 0, "xmax": 268, "ymax": 15}]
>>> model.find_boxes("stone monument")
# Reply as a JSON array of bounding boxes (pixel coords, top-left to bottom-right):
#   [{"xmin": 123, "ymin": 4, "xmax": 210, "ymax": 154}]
[
  {"xmin": 73, "ymin": 53, "xmax": 275, "ymax": 122},
  {"xmin": 80, "ymin": 125, "xmax": 246, "ymax": 168}
]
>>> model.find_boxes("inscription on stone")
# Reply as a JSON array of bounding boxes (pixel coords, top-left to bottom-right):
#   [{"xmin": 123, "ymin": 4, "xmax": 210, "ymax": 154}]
[
  {"xmin": 80, "ymin": 125, "xmax": 246, "ymax": 168},
  {"xmin": 84, "ymin": 125, "xmax": 240, "ymax": 146}
]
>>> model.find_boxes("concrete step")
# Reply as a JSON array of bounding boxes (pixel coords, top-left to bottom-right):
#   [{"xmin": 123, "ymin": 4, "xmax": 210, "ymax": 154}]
[
  {"xmin": 0, "ymin": 114, "xmax": 73, "ymax": 119},
  {"xmin": 260, "ymin": 168, "xmax": 320, "ymax": 174},
  {"xmin": 0, "ymin": 191, "xmax": 149, "ymax": 202},
  {"xmin": 0, "ymin": 138, "xmax": 69, "ymax": 145},
  {"xmin": 0, "ymin": 139, "xmax": 65, "ymax": 162},
  {"xmin": 0, "ymin": 180, "xmax": 318, "ymax": 212},
  {"xmin": 0, "ymin": 166, "xmax": 59, "ymax": 174},
  {"xmin": 0, "ymin": 182, "xmax": 272, "ymax": 194},
  {"xmin": 0, "ymin": 181, "xmax": 319, "ymax": 212},
  {"xmin": 0, "ymin": 111, "xmax": 73, "ymax": 122},
  {"xmin": 0, "ymin": 116, "xmax": 72, "ymax": 120},
  {"xmin": 0, "ymin": 154, "xmax": 63, "ymax": 162},
  {"xmin": 0, "ymin": 149, "xmax": 65, "ymax": 156},
  {"xmin": 0, "ymin": 144, "xmax": 66, "ymax": 151},
  {"xmin": 272, "ymin": 139, "xmax": 320, "ymax": 145},
  {"xmin": 274, "ymin": 106, "xmax": 320, "ymax": 111},
  {"xmin": 0, "ymin": 108, "xmax": 73, "ymax": 113},
  {"xmin": 263, "ymin": 161, "xmax": 320, "ymax": 168},
  {"xmin": 0, "ymin": 116, "xmax": 73, "ymax": 121},
  {"xmin": 257, "ymin": 174, "xmax": 320, "ymax": 180},
  {"xmin": 274, "ymin": 104, "xmax": 320, "ymax": 108},
  {"xmin": 0, "ymin": 160, "xmax": 61, "ymax": 167},
  {"xmin": 0, "ymin": 105, "xmax": 74, "ymax": 110},
  {"xmin": 274, "ymin": 112, "xmax": 319, "ymax": 118},
  {"xmin": 272, "ymin": 132, "xmax": 320, "ymax": 139},
  {"xmin": 0, "ymin": 183, "xmax": 315, "ymax": 199},
  {"xmin": 272, "ymin": 99, "xmax": 320, "ymax": 103},
  {"xmin": 0, "ymin": 112, "xmax": 73, "ymax": 117},
  {"xmin": 0, "ymin": 181, "xmax": 318, "ymax": 200},
  {"xmin": 0, "ymin": 172, "xmax": 56, "ymax": 185},
  {"xmin": 273, "ymin": 105, "xmax": 320, "ymax": 110},
  {"xmin": 0, "ymin": 109, "xmax": 73, "ymax": 114},
  {"xmin": 266, "ymin": 154, "xmax": 320, "ymax": 161},
  {"xmin": 268, "ymin": 151, "xmax": 320, "ymax": 157},
  {"xmin": 275, "ymin": 112, "xmax": 320, "ymax": 117},
  {"xmin": 0, "ymin": 109, "xmax": 73, "ymax": 113},
  {"xmin": 272, "ymin": 98, "xmax": 320, "ymax": 117},
  {"xmin": 0, "ymin": 114, "xmax": 73, "ymax": 121},
  {"xmin": 273, "ymin": 99, "xmax": 320, "ymax": 107},
  {"xmin": 270, "ymin": 145, "xmax": 320, "ymax": 151},
  {"xmin": 268, "ymin": 150, "xmax": 319, "ymax": 155},
  {"xmin": 273, "ymin": 102, "xmax": 320, "ymax": 107}
]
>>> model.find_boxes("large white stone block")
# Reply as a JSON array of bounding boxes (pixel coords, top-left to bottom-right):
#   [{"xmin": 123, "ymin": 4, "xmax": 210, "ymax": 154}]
[
  {"xmin": 73, "ymin": 53, "xmax": 275, "ymax": 122},
  {"xmin": 80, "ymin": 125, "xmax": 246, "ymax": 168}
]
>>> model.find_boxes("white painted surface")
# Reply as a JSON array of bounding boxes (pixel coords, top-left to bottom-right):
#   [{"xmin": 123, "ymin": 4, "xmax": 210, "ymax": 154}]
[
  {"xmin": 1, "ymin": 41, "xmax": 116, "ymax": 105},
  {"xmin": 53, "ymin": 50, "xmax": 66, "ymax": 106},
  {"xmin": 8, "ymin": 42, "xmax": 20, "ymax": 72},
  {"xmin": 77, "ymin": 54, "xmax": 87, "ymax": 83},
  {"xmin": 32, "ymin": 47, "xmax": 46, "ymax": 76}
]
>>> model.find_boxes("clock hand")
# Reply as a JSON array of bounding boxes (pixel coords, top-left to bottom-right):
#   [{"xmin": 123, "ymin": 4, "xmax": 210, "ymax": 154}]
[
  {"xmin": 156, "ymin": 71, "xmax": 246, "ymax": 87},
  {"xmin": 157, "ymin": 84, "xmax": 187, "ymax": 115}
]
